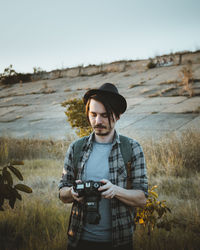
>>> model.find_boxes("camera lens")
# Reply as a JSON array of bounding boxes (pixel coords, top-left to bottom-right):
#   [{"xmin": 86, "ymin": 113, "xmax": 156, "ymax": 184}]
[{"xmin": 93, "ymin": 182, "xmax": 100, "ymax": 189}]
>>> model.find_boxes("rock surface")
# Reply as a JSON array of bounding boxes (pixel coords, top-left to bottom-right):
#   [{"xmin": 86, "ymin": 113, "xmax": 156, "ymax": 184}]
[{"xmin": 0, "ymin": 52, "xmax": 200, "ymax": 142}]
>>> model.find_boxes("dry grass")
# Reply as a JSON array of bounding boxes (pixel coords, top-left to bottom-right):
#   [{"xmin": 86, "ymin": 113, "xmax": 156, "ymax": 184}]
[
  {"xmin": 180, "ymin": 106, "xmax": 200, "ymax": 114},
  {"xmin": 0, "ymin": 137, "xmax": 70, "ymax": 165},
  {"xmin": 148, "ymin": 87, "xmax": 177, "ymax": 98},
  {"xmin": 64, "ymin": 88, "xmax": 72, "ymax": 92},
  {"xmin": 0, "ymin": 187, "xmax": 71, "ymax": 250},
  {"xmin": 129, "ymin": 83, "xmax": 143, "ymax": 89},
  {"xmin": 0, "ymin": 154, "xmax": 70, "ymax": 250},
  {"xmin": 159, "ymin": 80, "xmax": 180, "ymax": 85},
  {"xmin": 134, "ymin": 129, "xmax": 200, "ymax": 249},
  {"xmin": 0, "ymin": 129, "xmax": 200, "ymax": 249},
  {"xmin": 143, "ymin": 129, "xmax": 200, "ymax": 177},
  {"xmin": 148, "ymin": 92, "xmax": 160, "ymax": 98},
  {"xmin": 39, "ymin": 82, "xmax": 56, "ymax": 94},
  {"xmin": 179, "ymin": 62, "xmax": 194, "ymax": 97}
]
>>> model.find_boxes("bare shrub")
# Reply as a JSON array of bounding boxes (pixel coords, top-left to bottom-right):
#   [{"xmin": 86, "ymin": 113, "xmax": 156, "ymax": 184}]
[
  {"xmin": 179, "ymin": 61, "xmax": 194, "ymax": 97},
  {"xmin": 0, "ymin": 65, "xmax": 31, "ymax": 85},
  {"xmin": 147, "ymin": 59, "xmax": 156, "ymax": 69}
]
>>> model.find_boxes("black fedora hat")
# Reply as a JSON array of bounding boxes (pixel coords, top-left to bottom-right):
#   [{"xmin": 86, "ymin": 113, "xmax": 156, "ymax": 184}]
[{"xmin": 83, "ymin": 83, "xmax": 127, "ymax": 114}]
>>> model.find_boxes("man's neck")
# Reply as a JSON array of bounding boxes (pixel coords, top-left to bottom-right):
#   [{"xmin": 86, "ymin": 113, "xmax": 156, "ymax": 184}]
[{"xmin": 94, "ymin": 129, "xmax": 115, "ymax": 143}]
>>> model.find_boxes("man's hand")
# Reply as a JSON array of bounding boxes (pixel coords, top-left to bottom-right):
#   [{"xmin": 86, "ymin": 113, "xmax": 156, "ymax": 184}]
[
  {"xmin": 98, "ymin": 179, "xmax": 147, "ymax": 207},
  {"xmin": 71, "ymin": 180, "xmax": 84, "ymax": 203},
  {"xmin": 98, "ymin": 179, "xmax": 117, "ymax": 199},
  {"xmin": 59, "ymin": 180, "xmax": 84, "ymax": 203}
]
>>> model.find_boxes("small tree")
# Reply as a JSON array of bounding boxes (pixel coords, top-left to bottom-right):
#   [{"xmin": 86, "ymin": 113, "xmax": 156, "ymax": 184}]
[
  {"xmin": 0, "ymin": 161, "xmax": 32, "ymax": 211},
  {"xmin": 33, "ymin": 67, "xmax": 44, "ymax": 74},
  {"xmin": 61, "ymin": 98, "xmax": 92, "ymax": 137},
  {"xmin": 147, "ymin": 59, "xmax": 156, "ymax": 69},
  {"xmin": 1, "ymin": 64, "xmax": 17, "ymax": 76}
]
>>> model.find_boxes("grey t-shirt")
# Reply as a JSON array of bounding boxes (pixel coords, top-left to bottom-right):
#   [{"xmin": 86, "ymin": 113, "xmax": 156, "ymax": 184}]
[{"xmin": 81, "ymin": 141, "xmax": 112, "ymax": 242}]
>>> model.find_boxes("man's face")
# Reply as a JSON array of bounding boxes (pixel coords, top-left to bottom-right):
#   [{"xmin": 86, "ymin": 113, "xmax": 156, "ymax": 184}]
[{"xmin": 88, "ymin": 99, "xmax": 117, "ymax": 136}]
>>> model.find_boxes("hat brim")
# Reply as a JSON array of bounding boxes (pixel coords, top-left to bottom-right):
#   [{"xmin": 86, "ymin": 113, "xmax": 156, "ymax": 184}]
[{"xmin": 83, "ymin": 89, "xmax": 127, "ymax": 114}]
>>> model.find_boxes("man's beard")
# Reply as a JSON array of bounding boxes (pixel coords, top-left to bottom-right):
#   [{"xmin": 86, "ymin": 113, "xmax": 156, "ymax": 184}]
[
  {"xmin": 95, "ymin": 131, "xmax": 110, "ymax": 136},
  {"xmin": 93, "ymin": 124, "xmax": 111, "ymax": 136}
]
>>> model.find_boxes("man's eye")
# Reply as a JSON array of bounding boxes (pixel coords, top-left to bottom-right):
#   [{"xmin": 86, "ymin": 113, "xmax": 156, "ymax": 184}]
[
  {"xmin": 90, "ymin": 113, "xmax": 96, "ymax": 117},
  {"xmin": 102, "ymin": 114, "xmax": 108, "ymax": 118}
]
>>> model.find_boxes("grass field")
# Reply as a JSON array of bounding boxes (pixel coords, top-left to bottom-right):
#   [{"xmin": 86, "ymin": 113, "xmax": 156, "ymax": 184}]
[{"xmin": 0, "ymin": 129, "xmax": 200, "ymax": 250}]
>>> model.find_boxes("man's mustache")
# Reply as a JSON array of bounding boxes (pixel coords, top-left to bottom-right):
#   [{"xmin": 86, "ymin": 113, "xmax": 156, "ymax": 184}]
[{"xmin": 94, "ymin": 124, "xmax": 106, "ymax": 129}]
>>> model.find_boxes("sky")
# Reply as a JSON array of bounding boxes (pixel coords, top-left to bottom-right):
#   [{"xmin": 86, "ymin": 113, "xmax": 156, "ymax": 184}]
[{"xmin": 0, "ymin": 0, "xmax": 200, "ymax": 74}]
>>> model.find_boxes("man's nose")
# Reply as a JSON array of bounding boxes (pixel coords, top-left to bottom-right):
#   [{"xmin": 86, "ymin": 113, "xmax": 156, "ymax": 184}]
[{"xmin": 95, "ymin": 115, "xmax": 102, "ymax": 124}]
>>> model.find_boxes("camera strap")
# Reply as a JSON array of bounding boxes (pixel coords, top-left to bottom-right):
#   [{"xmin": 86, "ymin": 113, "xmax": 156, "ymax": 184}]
[
  {"xmin": 73, "ymin": 136, "xmax": 87, "ymax": 179},
  {"xmin": 118, "ymin": 135, "xmax": 132, "ymax": 189}
]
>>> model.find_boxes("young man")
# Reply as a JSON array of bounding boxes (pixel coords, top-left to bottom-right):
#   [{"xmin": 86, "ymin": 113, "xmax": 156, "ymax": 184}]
[{"xmin": 59, "ymin": 83, "xmax": 148, "ymax": 250}]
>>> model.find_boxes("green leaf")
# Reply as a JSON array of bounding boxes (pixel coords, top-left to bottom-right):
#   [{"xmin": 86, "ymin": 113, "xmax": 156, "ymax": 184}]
[
  {"xmin": 0, "ymin": 174, "xmax": 3, "ymax": 183},
  {"xmin": 0, "ymin": 183, "xmax": 12, "ymax": 198},
  {"xmin": 166, "ymin": 207, "xmax": 171, "ymax": 213},
  {"xmin": 0, "ymin": 196, "xmax": 4, "ymax": 206},
  {"xmin": 8, "ymin": 165, "xmax": 23, "ymax": 181},
  {"xmin": 2, "ymin": 168, "xmax": 13, "ymax": 186},
  {"xmin": 10, "ymin": 161, "xmax": 24, "ymax": 165},
  {"xmin": 12, "ymin": 188, "xmax": 22, "ymax": 200},
  {"xmin": 9, "ymin": 196, "xmax": 16, "ymax": 209},
  {"xmin": 149, "ymin": 191, "xmax": 158, "ymax": 198},
  {"xmin": 14, "ymin": 184, "xmax": 32, "ymax": 193}
]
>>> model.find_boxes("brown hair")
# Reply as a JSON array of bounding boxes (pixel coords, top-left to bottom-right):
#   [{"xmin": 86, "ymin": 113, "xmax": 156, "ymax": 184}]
[{"xmin": 85, "ymin": 94, "xmax": 120, "ymax": 127}]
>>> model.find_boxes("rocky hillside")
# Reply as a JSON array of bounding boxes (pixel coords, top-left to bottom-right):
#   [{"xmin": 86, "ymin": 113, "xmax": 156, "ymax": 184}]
[{"xmin": 0, "ymin": 51, "xmax": 200, "ymax": 141}]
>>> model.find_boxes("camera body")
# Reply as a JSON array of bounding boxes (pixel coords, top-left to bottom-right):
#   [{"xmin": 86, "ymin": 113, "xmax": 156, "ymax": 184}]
[
  {"xmin": 73, "ymin": 180, "xmax": 104, "ymax": 224},
  {"xmin": 74, "ymin": 180, "xmax": 104, "ymax": 197}
]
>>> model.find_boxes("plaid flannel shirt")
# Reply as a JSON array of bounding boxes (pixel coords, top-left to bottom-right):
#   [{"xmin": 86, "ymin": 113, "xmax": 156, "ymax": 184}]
[{"xmin": 59, "ymin": 131, "xmax": 148, "ymax": 248}]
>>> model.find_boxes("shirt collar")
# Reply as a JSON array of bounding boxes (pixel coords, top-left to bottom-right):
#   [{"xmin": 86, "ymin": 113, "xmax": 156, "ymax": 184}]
[
  {"xmin": 88, "ymin": 132, "xmax": 95, "ymax": 145},
  {"xmin": 87, "ymin": 130, "xmax": 120, "ymax": 146},
  {"xmin": 112, "ymin": 130, "xmax": 121, "ymax": 145}
]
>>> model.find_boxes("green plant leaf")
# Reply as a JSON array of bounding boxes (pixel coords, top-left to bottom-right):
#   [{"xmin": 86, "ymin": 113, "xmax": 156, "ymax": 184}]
[
  {"xmin": 0, "ymin": 183, "xmax": 12, "ymax": 198},
  {"xmin": 0, "ymin": 196, "xmax": 4, "ymax": 206},
  {"xmin": 149, "ymin": 191, "xmax": 158, "ymax": 198},
  {"xmin": 2, "ymin": 168, "xmax": 13, "ymax": 186},
  {"xmin": 0, "ymin": 174, "xmax": 4, "ymax": 184},
  {"xmin": 8, "ymin": 165, "xmax": 23, "ymax": 181},
  {"xmin": 14, "ymin": 184, "xmax": 32, "ymax": 193},
  {"xmin": 9, "ymin": 196, "xmax": 16, "ymax": 209},
  {"xmin": 10, "ymin": 161, "xmax": 24, "ymax": 165},
  {"xmin": 166, "ymin": 207, "xmax": 171, "ymax": 213},
  {"xmin": 12, "ymin": 188, "xmax": 22, "ymax": 200}
]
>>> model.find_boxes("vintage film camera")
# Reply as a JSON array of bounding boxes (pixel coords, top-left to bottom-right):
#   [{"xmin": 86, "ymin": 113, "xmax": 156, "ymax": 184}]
[{"xmin": 73, "ymin": 180, "xmax": 104, "ymax": 224}]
